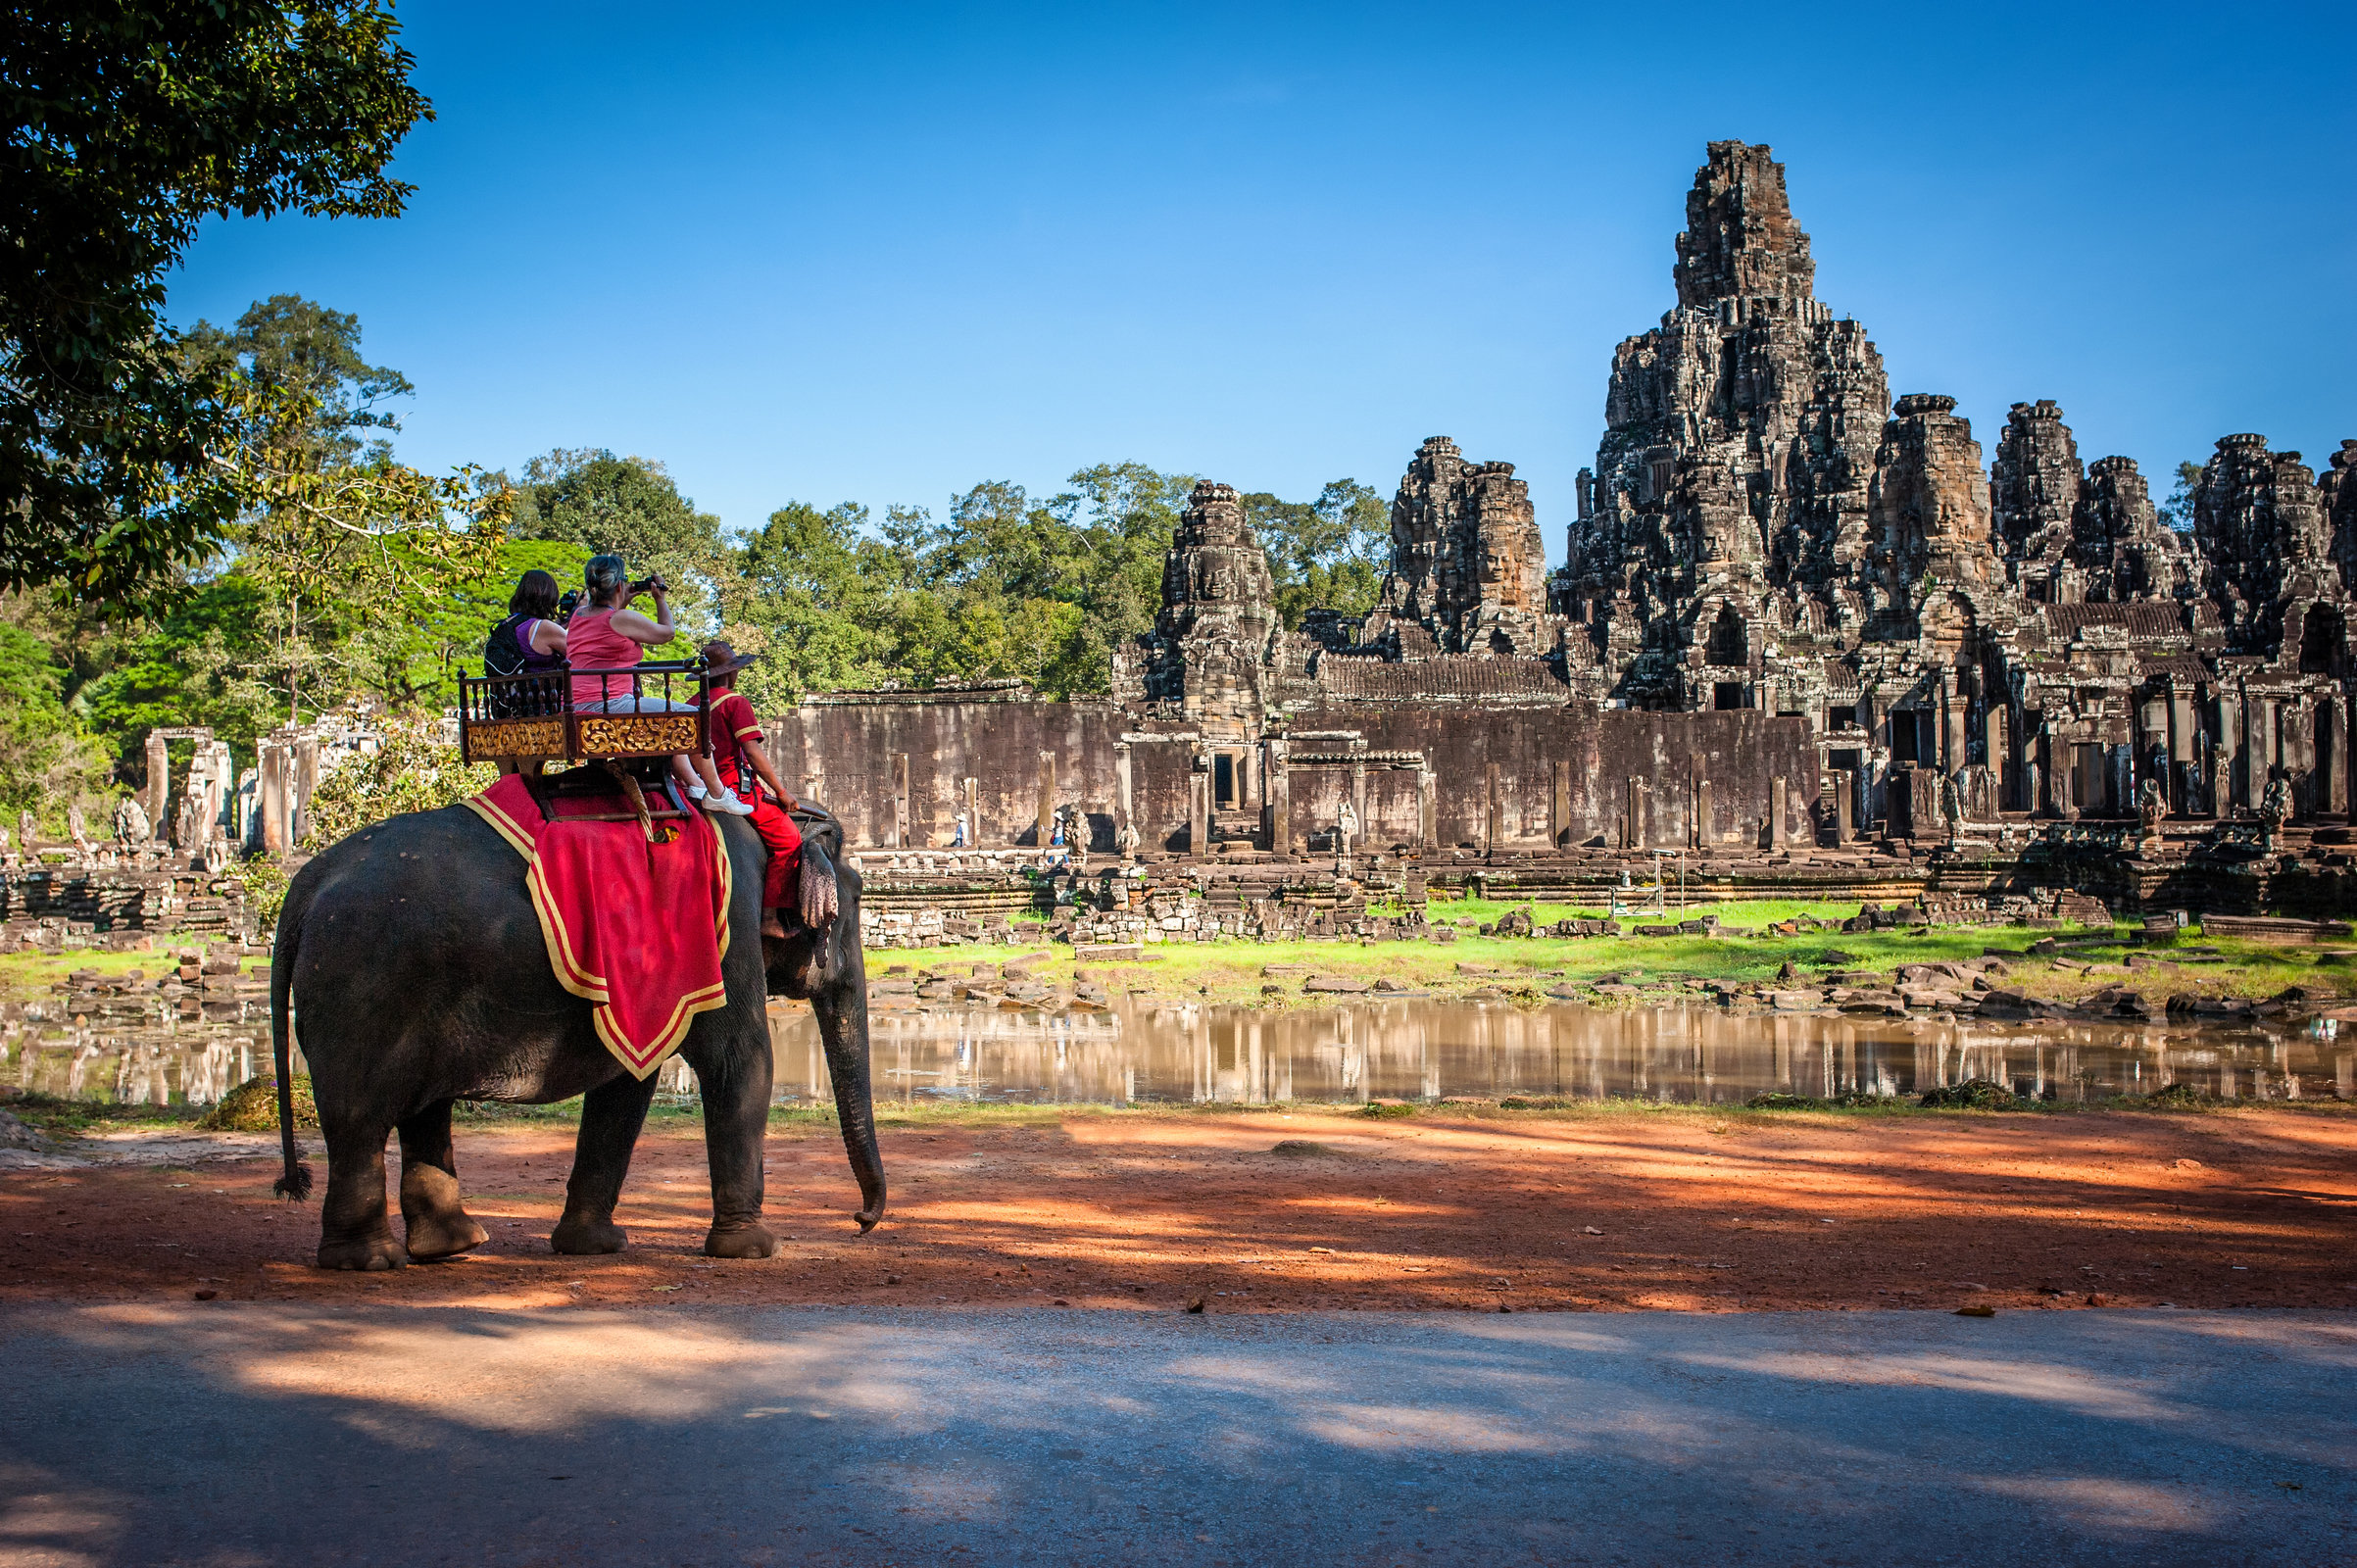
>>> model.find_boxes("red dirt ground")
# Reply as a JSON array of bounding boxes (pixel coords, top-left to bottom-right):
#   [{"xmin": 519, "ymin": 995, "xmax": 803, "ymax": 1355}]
[{"xmin": 3, "ymin": 1109, "xmax": 2353, "ymax": 1315}]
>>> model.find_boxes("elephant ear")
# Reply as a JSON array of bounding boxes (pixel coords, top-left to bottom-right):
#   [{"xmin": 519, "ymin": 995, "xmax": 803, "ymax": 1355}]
[
  {"xmin": 789, "ymin": 802, "xmax": 846, "ymax": 861},
  {"xmin": 798, "ymin": 834, "xmax": 839, "ymax": 930}
]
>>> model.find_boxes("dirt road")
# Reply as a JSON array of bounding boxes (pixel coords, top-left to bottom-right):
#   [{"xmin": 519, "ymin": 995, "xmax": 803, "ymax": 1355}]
[{"xmin": 3, "ymin": 1107, "xmax": 2350, "ymax": 1313}]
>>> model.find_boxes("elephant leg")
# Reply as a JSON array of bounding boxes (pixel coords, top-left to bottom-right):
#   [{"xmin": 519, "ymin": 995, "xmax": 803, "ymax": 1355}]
[
  {"xmin": 693, "ymin": 1030, "xmax": 776, "ymax": 1259},
  {"xmin": 396, "ymin": 1100, "xmax": 488, "ymax": 1261},
  {"xmin": 552, "ymin": 1071, "xmax": 655, "ymax": 1255},
  {"xmin": 317, "ymin": 1118, "xmax": 407, "ymax": 1272}
]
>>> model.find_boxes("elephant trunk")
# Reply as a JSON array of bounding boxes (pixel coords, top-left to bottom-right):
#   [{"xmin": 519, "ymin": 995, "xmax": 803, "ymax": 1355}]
[
  {"xmin": 818, "ymin": 984, "xmax": 884, "ymax": 1228},
  {"xmin": 815, "ymin": 933, "xmax": 885, "ymax": 1231}
]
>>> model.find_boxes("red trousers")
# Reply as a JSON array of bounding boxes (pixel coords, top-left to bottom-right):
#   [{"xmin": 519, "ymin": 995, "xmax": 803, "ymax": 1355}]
[{"xmin": 746, "ymin": 796, "xmax": 803, "ymax": 910}]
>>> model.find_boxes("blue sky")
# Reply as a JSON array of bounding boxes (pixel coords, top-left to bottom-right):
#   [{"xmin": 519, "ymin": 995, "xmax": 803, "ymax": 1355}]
[{"xmin": 168, "ymin": 2, "xmax": 2355, "ymax": 560}]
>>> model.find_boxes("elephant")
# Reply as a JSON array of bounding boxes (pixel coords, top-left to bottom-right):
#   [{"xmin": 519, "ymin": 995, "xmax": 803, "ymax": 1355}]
[{"xmin": 268, "ymin": 799, "xmax": 882, "ymax": 1271}]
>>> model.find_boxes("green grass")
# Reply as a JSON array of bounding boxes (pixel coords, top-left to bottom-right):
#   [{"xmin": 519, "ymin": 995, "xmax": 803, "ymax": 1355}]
[
  {"xmin": 903, "ymin": 900, "xmax": 2353, "ymax": 1006},
  {"xmin": 4, "ymin": 1091, "xmax": 204, "ymax": 1136},
  {"xmin": 0, "ymin": 942, "xmax": 267, "ymax": 1001}
]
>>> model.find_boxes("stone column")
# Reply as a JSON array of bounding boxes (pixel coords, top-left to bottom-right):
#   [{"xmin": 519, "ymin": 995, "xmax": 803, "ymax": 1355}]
[
  {"xmin": 1113, "ymin": 745, "xmax": 1134, "ymax": 853},
  {"xmin": 1985, "ymin": 706, "xmax": 2008, "ymax": 806},
  {"xmin": 1769, "ymin": 776, "xmax": 1790, "ymax": 851},
  {"xmin": 1188, "ymin": 760, "xmax": 1209, "ymax": 858},
  {"xmin": 1034, "ymin": 751, "xmax": 1055, "ymax": 849},
  {"xmin": 1351, "ymin": 756, "xmax": 1368, "ymax": 855},
  {"xmin": 963, "ymin": 776, "xmax": 980, "ymax": 843},
  {"xmin": 144, "ymin": 733, "xmax": 170, "ymax": 828},
  {"xmin": 1263, "ymin": 737, "xmax": 1287, "ymax": 856},
  {"xmin": 258, "ymin": 739, "xmax": 288, "ymax": 857},
  {"xmin": 892, "ymin": 753, "xmax": 911, "ymax": 848},
  {"xmin": 1484, "ymin": 762, "xmax": 1501, "ymax": 856},
  {"xmin": 1404, "ymin": 759, "xmax": 1423, "ymax": 858},
  {"xmin": 1940, "ymin": 672, "xmax": 1965, "ymax": 774},
  {"xmin": 1624, "ymin": 776, "xmax": 1643, "ymax": 850},
  {"xmin": 1833, "ymin": 769, "xmax": 1855, "ymax": 843},
  {"xmin": 293, "ymin": 731, "xmax": 319, "ymax": 848},
  {"xmin": 235, "ymin": 767, "xmax": 258, "ymax": 850},
  {"xmin": 197, "ymin": 740, "xmax": 232, "ymax": 848},
  {"xmin": 1550, "ymin": 760, "xmax": 1571, "ymax": 851},
  {"xmin": 1695, "ymin": 776, "xmax": 1714, "ymax": 849}
]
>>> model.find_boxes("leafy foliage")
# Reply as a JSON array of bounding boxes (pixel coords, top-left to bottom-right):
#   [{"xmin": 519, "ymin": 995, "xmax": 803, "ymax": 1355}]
[
  {"xmin": 198, "ymin": 1073, "xmax": 316, "ymax": 1132},
  {"xmin": 301, "ymin": 711, "xmax": 495, "ymax": 850},
  {"xmin": 2159, "ymin": 460, "xmax": 2203, "ymax": 533},
  {"xmin": 511, "ymin": 448, "xmax": 724, "ymax": 602},
  {"xmin": 716, "ymin": 463, "xmax": 1216, "ymax": 704},
  {"xmin": 0, "ymin": 1, "xmax": 431, "ymax": 600},
  {"xmin": 1241, "ymin": 479, "xmax": 1390, "ymax": 628},
  {"xmin": 0, "ymin": 621, "xmax": 106, "ymax": 817}
]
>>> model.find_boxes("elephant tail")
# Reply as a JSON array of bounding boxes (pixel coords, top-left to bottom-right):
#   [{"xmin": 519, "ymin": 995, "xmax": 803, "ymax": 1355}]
[{"xmin": 270, "ymin": 904, "xmax": 313, "ymax": 1202}]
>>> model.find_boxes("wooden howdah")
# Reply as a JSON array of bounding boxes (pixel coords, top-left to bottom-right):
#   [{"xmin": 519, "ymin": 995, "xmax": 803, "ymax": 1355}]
[{"xmin": 457, "ymin": 661, "xmax": 712, "ymax": 767}]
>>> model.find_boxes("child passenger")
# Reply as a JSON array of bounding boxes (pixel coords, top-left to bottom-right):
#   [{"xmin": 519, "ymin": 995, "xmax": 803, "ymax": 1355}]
[{"xmin": 698, "ymin": 639, "xmax": 805, "ymax": 939}]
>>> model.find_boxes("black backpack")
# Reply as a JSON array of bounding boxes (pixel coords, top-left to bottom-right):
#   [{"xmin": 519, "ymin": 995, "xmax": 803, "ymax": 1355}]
[{"xmin": 482, "ymin": 612, "xmax": 532, "ymax": 679}]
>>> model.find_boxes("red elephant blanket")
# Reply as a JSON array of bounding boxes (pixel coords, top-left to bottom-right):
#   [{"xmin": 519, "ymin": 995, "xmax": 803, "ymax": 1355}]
[{"xmin": 466, "ymin": 772, "xmax": 732, "ymax": 1078}]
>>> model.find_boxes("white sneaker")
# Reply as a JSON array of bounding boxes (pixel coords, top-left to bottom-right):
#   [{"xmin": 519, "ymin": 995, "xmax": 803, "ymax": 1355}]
[{"xmin": 703, "ymin": 787, "xmax": 755, "ymax": 816}]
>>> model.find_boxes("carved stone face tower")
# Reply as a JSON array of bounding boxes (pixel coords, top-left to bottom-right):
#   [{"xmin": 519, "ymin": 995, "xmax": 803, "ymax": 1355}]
[
  {"xmin": 2195, "ymin": 434, "xmax": 2336, "ymax": 657},
  {"xmin": 1372, "ymin": 438, "xmax": 1550, "ymax": 657},
  {"xmin": 1155, "ymin": 481, "xmax": 1278, "ymax": 649},
  {"xmin": 1672, "ymin": 139, "xmax": 1816, "ymax": 309},
  {"xmin": 1568, "ymin": 140, "xmax": 1891, "ymax": 703},
  {"xmin": 1115, "ymin": 480, "xmax": 1282, "ymax": 734}
]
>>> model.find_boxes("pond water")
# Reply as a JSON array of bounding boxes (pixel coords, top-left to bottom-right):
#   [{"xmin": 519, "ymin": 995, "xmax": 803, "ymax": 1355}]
[
  {"xmin": 788, "ymin": 998, "xmax": 2349, "ymax": 1107},
  {"xmin": 8, "ymin": 995, "xmax": 2347, "ymax": 1110}
]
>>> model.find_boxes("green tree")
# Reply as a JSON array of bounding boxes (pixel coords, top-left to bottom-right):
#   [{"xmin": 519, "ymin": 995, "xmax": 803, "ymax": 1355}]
[
  {"xmin": 1242, "ymin": 478, "xmax": 1389, "ymax": 627},
  {"xmin": 0, "ymin": 2, "xmax": 431, "ymax": 600},
  {"xmin": 2159, "ymin": 460, "xmax": 2203, "ymax": 533},
  {"xmin": 0, "ymin": 622, "xmax": 106, "ymax": 818},
  {"xmin": 511, "ymin": 449, "xmax": 724, "ymax": 613},
  {"xmin": 716, "ymin": 502, "xmax": 890, "ymax": 706},
  {"xmin": 181, "ymin": 294, "xmax": 414, "ymax": 468},
  {"xmin": 74, "ymin": 576, "xmax": 283, "ymax": 759},
  {"xmin": 337, "ymin": 537, "xmax": 593, "ymax": 710}
]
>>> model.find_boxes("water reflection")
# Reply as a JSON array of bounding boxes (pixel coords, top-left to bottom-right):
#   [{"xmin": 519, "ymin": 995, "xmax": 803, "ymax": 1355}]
[
  {"xmin": 3, "ymin": 1002, "xmax": 266, "ymax": 1106},
  {"xmin": 7, "ymin": 993, "xmax": 2346, "ymax": 1110},
  {"xmin": 773, "ymin": 999, "xmax": 2353, "ymax": 1108}
]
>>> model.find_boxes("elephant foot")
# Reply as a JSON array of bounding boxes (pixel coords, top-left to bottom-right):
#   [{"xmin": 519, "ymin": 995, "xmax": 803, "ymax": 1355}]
[
  {"xmin": 402, "ymin": 1210, "xmax": 488, "ymax": 1261},
  {"xmin": 318, "ymin": 1235, "xmax": 409, "ymax": 1272},
  {"xmin": 551, "ymin": 1214, "xmax": 626, "ymax": 1255},
  {"xmin": 704, "ymin": 1222, "xmax": 776, "ymax": 1259},
  {"xmin": 400, "ymin": 1164, "xmax": 488, "ymax": 1260}
]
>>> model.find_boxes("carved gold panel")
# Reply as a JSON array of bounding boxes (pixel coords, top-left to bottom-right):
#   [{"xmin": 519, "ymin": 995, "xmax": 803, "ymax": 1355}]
[
  {"xmin": 576, "ymin": 714, "xmax": 700, "ymax": 757},
  {"xmin": 463, "ymin": 717, "xmax": 566, "ymax": 763}
]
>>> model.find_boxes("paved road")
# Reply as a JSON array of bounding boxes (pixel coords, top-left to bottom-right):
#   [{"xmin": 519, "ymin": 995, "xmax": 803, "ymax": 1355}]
[{"xmin": 1, "ymin": 1305, "xmax": 2349, "ymax": 1566}]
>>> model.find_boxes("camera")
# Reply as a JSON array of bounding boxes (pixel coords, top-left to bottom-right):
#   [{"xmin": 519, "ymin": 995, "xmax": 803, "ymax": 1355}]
[{"xmin": 630, "ymin": 573, "xmax": 666, "ymax": 597}]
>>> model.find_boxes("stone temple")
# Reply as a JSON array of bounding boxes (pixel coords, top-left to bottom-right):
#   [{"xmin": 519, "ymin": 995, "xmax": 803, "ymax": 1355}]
[{"xmin": 764, "ymin": 140, "xmax": 2357, "ymax": 943}]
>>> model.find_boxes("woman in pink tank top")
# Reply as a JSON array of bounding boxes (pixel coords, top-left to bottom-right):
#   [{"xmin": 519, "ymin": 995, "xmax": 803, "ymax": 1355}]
[{"xmin": 565, "ymin": 554, "xmax": 751, "ymax": 814}]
